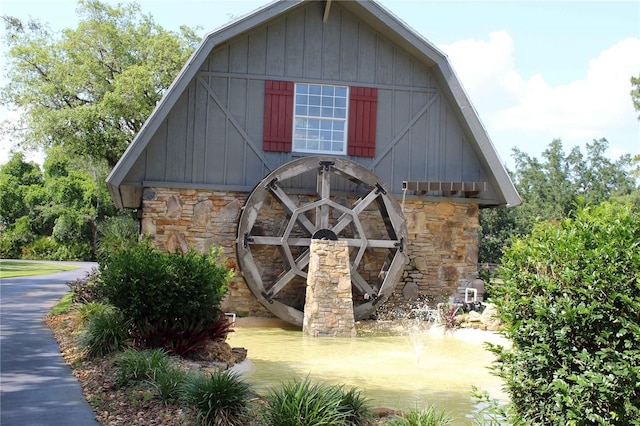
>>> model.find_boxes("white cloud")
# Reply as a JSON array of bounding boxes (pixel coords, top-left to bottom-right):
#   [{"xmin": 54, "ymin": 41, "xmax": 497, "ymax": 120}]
[
  {"xmin": 440, "ymin": 31, "xmax": 522, "ymax": 112},
  {"xmin": 438, "ymin": 33, "xmax": 640, "ymax": 166}
]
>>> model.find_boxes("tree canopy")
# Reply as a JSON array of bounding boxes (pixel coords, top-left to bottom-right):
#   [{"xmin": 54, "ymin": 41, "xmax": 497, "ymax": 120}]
[
  {"xmin": 1, "ymin": 0, "xmax": 200, "ymax": 167},
  {"xmin": 632, "ymin": 74, "xmax": 640, "ymax": 120},
  {"xmin": 479, "ymin": 138, "xmax": 638, "ymax": 264},
  {"xmin": 0, "ymin": 150, "xmax": 118, "ymax": 259}
]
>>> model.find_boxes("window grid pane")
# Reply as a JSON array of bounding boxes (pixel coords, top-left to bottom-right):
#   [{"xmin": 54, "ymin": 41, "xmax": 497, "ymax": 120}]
[{"xmin": 293, "ymin": 83, "xmax": 348, "ymax": 154}]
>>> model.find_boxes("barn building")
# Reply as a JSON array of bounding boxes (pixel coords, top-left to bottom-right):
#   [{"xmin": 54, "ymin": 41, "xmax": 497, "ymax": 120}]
[{"xmin": 106, "ymin": 0, "xmax": 520, "ymax": 325}]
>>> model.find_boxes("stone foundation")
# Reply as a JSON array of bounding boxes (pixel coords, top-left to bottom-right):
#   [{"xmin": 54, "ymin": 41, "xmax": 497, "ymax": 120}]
[
  {"xmin": 303, "ymin": 239, "xmax": 356, "ymax": 337},
  {"xmin": 141, "ymin": 187, "xmax": 480, "ymax": 317}
]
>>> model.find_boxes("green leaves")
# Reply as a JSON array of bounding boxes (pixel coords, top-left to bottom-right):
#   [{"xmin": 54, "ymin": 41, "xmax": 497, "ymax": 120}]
[
  {"xmin": 491, "ymin": 203, "xmax": 640, "ymax": 424},
  {"xmin": 479, "ymin": 138, "xmax": 638, "ymax": 264},
  {"xmin": 262, "ymin": 377, "xmax": 371, "ymax": 426},
  {"xmin": 98, "ymin": 244, "xmax": 232, "ymax": 345},
  {"xmin": 1, "ymin": 0, "xmax": 199, "ymax": 167}
]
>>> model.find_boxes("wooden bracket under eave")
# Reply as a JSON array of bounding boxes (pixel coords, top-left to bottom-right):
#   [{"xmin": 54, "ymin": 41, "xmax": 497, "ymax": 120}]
[{"xmin": 323, "ymin": 0, "xmax": 332, "ymax": 23}]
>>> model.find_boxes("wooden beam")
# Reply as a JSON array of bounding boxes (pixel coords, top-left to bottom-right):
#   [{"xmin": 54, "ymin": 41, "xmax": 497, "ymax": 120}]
[
  {"xmin": 402, "ymin": 181, "xmax": 488, "ymax": 198},
  {"xmin": 323, "ymin": 0, "xmax": 332, "ymax": 23}
]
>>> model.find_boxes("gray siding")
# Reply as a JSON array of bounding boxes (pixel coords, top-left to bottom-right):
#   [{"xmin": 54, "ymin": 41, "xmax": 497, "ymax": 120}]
[{"xmin": 128, "ymin": 1, "xmax": 495, "ymax": 199}]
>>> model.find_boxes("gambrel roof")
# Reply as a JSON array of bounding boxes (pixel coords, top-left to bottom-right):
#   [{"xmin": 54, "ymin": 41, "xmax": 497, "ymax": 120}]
[{"xmin": 106, "ymin": 0, "xmax": 521, "ymax": 209}]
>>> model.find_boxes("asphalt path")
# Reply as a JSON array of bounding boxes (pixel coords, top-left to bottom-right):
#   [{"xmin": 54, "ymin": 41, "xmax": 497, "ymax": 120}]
[{"xmin": 1, "ymin": 261, "xmax": 100, "ymax": 425}]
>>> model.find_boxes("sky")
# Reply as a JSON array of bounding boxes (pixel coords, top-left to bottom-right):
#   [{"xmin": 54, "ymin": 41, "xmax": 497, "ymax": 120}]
[{"xmin": 1, "ymin": 0, "xmax": 639, "ymax": 171}]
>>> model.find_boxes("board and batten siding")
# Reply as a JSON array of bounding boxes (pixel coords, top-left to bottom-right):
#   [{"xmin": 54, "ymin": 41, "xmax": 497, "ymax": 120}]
[{"xmin": 126, "ymin": 1, "xmax": 494, "ymax": 199}]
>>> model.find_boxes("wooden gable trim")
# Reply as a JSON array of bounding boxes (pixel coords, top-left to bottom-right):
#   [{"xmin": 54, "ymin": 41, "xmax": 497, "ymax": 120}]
[
  {"xmin": 403, "ymin": 181, "xmax": 488, "ymax": 198},
  {"xmin": 323, "ymin": 0, "xmax": 332, "ymax": 23}
]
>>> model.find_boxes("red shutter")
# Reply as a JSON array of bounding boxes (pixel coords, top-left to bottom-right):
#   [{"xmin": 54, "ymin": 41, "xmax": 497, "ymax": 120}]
[
  {"xmin": 263, "ymin": 80, "xmax": 294, "ymax": 152},
  {"xmin": 348, "ymin": 86, "xmax": 377, "ymax": 158}
]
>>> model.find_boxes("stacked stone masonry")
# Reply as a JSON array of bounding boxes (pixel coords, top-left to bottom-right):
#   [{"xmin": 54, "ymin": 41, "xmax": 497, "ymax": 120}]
[
  {"xmin": 303, "ymin": 239, "xmax": 356, "ymax": 337},
  {"xmin": 141, "ymin": 187, "xmax": 480, "ymax": 318}
]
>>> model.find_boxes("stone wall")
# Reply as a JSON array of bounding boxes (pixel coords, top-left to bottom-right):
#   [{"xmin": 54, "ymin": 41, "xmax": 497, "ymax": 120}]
[
  {"xmin": 140, "ymin": 187, "xmax": 270, "ymax": 317},
  {"xmin": 399, "ymin": 200, "xmax": 480, "ymax": 304},
  {"xmin": 141, "ymin": 187, "xmax": 479, "ymax": 317}
]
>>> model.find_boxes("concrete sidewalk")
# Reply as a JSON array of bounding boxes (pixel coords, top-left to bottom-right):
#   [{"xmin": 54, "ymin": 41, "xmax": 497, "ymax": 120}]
[{"xmin": 1, "ymin": 262, "xmax": 100, "ymax": 425}]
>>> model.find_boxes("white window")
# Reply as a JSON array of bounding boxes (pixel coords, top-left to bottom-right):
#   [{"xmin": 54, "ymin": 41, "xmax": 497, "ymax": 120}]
[{"xmin": 293, "ymin": 83, "xmax": 348, "ymax": 155}]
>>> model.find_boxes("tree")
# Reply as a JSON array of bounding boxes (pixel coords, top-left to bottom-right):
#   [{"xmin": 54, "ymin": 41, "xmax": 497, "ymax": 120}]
[
  {"xmin": 632, "ymin": 74, "xmax": 640, "ymax": 120},
  {"xmin": 489, "ymin": 203, "xmax": 640, "ymax": 424},
  {"xmin": 0, "ymin": 150, "xmax": 117, "ymax": 260},
  {"xmin": 1, "ymin": 0, "xmax": 199, "ymax": 167},
  {"xmin": 631, "ymin": 74, "xmax": 640, "ymax": 178},
  {"xmin": 512, "ymin": 139, "xmax": 578, "ymax": 222},
  {"xmin": 478, "ymin": 138, "xmax": 638, "ymax": 264},
  {"xmin": 0, "ymin": 152, "xmax": 42, "ymax": 227}
]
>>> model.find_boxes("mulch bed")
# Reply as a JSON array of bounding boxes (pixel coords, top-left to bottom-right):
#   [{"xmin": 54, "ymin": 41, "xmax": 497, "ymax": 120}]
[{"xmin": 45, "ymin": 313, "xmax": 190, "ymax": 425}]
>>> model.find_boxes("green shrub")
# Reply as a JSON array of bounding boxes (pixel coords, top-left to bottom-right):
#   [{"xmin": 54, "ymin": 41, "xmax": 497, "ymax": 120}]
[
  {"xmin": 262, "ymin": 377, "xmax": 359, "ymax": 426},
  {"xmin": 489, "ymin": 203, "xmax": 640, "ymax": 425},
  {"xmin": 77, "ymin": 302, "xmax": 114, "ymax": 324},
  {"xmin": 95, "ymin": 215, "xmax": 139, "ymax": 261},
  {"xmin": 181, "ymin": 370, "xmax": 252, "ymax": 426},
  {"xmin": 151, "ymin": 363, "xmax": 192, "ymax": 403},
  {"xmin": 115, "ymin": 348, "xmax": 173, "ymax": 386},
  {"xmin": 67, "ymin": 268, "xmax": 106, "ymax": 304},
  {"xmin": 20, "ymin": 236, "xmax": 59, "ymax": 259},
  {"xmin": 114, "ymin": 347, "xmax": 191, "ymax": 403},
  {"xmin": 79, "ymin": 308, "xmax": 130, "ymax": 357},
  {"xmin": 0, "ymin": 216, "xmax": 36, "ymax": 258},
  {"xmin": 387, "ymin": 405, "xmax": 453, "ymax": 426},
  {"xmin": 337, "ymin": 386, "xmax": 373, "ymax": 426},
  {"xmin": 99, "ymin": 244, "xmax": 231, "ymax": 328}
]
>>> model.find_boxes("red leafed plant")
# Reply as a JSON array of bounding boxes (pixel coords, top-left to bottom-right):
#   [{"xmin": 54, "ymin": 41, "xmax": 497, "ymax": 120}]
[{"xmin": 132, "ymin": 313, "xmax": 234, "ymax": 357}]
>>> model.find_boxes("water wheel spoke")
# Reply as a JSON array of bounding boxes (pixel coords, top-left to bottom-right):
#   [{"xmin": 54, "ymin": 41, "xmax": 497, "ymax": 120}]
[
  {"xmin": 248, "ymin": 236, "xmax": 284, "ymax": 246},
  {"xmin": 351, "ymin": 270, "xmax": 377, "ymax": 297},
  {"xmin": 316, "ymin": 164, "xmax": 331, "ymax": 229},
  {"xmin": 363, "ymin": 238, "xmax": 400, "ymax": 248},
  {"xmin": 331, "ymin": 187, "xmax": 380, "ymax": 234},
  {"xmin": 351, "ymin": 243, "xmax": 367, "ymax": 272},
  {"xmin": 268, "ymin": 251, "xmax": 310, "ymax": 297},
  {"xmin": 269, "ymin": 183, "xmax": 315, "ymax": 235}
]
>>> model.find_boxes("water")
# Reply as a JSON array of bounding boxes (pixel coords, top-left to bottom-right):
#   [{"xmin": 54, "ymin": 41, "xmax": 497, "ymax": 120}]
[{"xmin": 227, "ymin": 319, "xmax": 509, "ymax": 424}]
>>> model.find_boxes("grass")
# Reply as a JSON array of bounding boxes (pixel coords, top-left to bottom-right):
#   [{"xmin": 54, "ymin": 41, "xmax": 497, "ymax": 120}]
[
  {"xmin": 49, "ymin": 292, "xmax": 74, "ymax": 315},
  {"xmin": 387, "ymin": 405, "xmax": 453, "ymax": 426},
  {"xmin": 262, "ymin": 376, "xmax": 366, "ymax": 426},
  {"xmin": 0, "ymin": 259, "xmax": 77, "ymax": 278}
]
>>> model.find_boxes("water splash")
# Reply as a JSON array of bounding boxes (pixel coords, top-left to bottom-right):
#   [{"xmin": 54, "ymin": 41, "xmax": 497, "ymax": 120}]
[{"xmin": 371, "ymin": 297, "xmax": 438, "ymax": 365}]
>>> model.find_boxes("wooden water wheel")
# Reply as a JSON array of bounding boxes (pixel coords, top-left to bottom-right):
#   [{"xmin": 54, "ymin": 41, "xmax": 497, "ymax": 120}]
[{"xmin": 236, "ymin": 156, "xmax": 408, "ymax": 326}]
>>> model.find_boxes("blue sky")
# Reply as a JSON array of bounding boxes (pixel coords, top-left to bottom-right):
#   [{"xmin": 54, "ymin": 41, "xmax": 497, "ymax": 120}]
[{"xmin": 1, "ymin": 0, "xmax": 639, "ymax": 169}]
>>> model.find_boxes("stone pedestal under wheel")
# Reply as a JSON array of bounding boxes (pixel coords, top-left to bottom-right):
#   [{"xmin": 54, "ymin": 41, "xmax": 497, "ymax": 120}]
[{"xmin": 236, "ymin": 156, "xmax": 408, "ymax": 326}]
